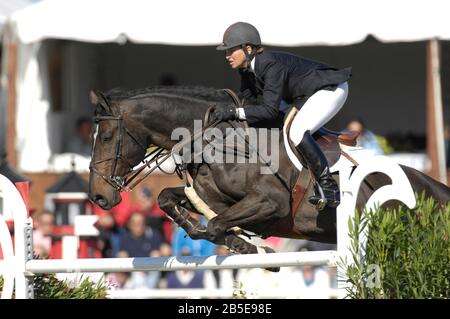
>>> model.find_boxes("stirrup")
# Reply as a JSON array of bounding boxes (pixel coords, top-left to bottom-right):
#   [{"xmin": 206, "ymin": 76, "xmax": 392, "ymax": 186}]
[
  {"xmin": 309, "ymin": 183, "xmax": 340, "ymax": 210},
  {"xmin": 309, "ymin": 184, "xmax": 327, "ymax": 210}
]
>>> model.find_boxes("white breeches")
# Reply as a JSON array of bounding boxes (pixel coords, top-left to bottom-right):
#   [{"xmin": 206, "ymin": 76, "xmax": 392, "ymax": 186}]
[{"xmin": 289, "ymin": 81, "xmax": 349, "ymax": 145}]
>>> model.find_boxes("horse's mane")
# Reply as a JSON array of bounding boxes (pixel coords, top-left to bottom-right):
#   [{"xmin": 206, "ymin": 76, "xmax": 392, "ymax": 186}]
[{"xmin": 106, "ymin": 86, "xmax": 231, "ymax": 102}]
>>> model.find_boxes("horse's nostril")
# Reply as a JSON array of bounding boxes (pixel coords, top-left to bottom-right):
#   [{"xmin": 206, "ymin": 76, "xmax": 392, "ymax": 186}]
[
  {"xmin": 92, "ymin": 195, "xmax": 108, "ymax": 208},
  {"xmin": 97, "ymin": 198, "xmax": 107, "ymax": 207}
]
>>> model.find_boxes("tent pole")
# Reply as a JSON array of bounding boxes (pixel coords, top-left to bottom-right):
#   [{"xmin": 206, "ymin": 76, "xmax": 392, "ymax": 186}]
[
  {"xmin": 426, "ymin": 39, "xmax": 447, "ymax": 185},
  {"xmin": 5, "ymin": 41, "xmax": 17, "ymax": 167}
]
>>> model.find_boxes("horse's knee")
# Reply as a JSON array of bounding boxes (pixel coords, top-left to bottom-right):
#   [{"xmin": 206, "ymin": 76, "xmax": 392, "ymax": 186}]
[{"xmin": 158, "ymin": 189, "xmax": 175, "ymax": 211}]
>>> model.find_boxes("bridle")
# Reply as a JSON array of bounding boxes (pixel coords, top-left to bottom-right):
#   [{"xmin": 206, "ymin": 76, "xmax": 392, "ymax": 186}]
[{"xmin": 89, "ymin": 113, "xmax": 172, "ymax": 192}]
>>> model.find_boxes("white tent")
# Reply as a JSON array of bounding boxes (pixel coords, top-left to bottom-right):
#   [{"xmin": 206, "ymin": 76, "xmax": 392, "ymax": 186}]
[
  {"xmin": 7, "ymin": 0, "xmax": 450, "ymax": 46},
  {"xmin": 2, "ymin": 0, "xmax": 449, "ymax": 179}
]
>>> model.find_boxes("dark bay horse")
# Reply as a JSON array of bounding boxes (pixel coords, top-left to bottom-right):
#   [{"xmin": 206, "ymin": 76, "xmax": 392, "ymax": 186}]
[{"xmin": 88, "ymin": 86, "xmax": 450, "ymax": 256}]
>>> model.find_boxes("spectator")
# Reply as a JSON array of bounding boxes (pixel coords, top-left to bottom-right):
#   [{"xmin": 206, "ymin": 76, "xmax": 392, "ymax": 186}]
[
  {"xmin": 328, "ymin": 266, "xmax": 338, "ymax": 291},
  {"xmin": 118, "ymin": 212, "xmax": 163, "ymax": 258},
  {"xmin": 298, "ymin": 265, "xmax": 331, "ymax": 298},
  {"xmin": 32, "ymin": 211, "xmax": 55, "ymax": 258},
  {"xmin": 67, "ymin": 116, "xmax": 93, "ymax": 157},
  {"xmin": 93, "ymin": 191, "xmax": 133, "ymax": 228},
  {"xmin": 132, "ymin": 186, "xmax": 172, "ymax": 243},
  {"xmin": 94, "ymin": 212, "xmax": 122, "ymax": 258},
  {"xmin": 346, "ymin": 118, "xmax": 384, "ymax": 155},
  {"xmin": 93, "ymin": 189, "xmax": 172, "ymax": 256},
  {"xmin": 166, "ymin": 247, "xmax": 206, "ymax": 290},
  {"xmin": 117, "ymin": 212, "xmax": 163, "ymax": 288}
]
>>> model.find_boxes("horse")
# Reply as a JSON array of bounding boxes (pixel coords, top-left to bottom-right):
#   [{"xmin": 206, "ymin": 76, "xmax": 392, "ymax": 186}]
[{"xmin": 88, "ymin": 86, "xmax": 450, "ymax": 258}]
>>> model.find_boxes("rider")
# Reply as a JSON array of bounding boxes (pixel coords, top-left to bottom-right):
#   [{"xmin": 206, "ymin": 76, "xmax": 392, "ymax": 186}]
[{"xmin": 214, "ymin": 22, "xmax": 351, "ymax": 209}]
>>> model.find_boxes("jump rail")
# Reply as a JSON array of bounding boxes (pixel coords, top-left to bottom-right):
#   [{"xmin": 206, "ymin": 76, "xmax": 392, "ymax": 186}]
[
  {"xmin": 0, "ymin": 156, "xmax": 416, "ymax": 299},
  {"xmin": 26, "ymin": 250, "xmax": 337, "ymax": 274}
]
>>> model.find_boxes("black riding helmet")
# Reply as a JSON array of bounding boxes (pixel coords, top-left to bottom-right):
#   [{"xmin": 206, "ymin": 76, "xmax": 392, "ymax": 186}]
[{"xmin": 216, "ymin": 22, "xmax": 261, "ymax": 51}]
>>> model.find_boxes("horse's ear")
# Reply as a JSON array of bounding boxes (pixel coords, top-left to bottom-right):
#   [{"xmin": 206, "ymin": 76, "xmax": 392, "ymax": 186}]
[
  {"xmin": 90, "ymin": 90, "xmax": 110, "ymax": 112},
  {"xmin": 89, "ymin": 90, "xmax": 99, "ymax": 106}
]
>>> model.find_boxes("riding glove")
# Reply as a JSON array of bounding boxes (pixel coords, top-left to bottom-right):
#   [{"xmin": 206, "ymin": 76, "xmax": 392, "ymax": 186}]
[{"xmin": 214, "ymin": 104, "xmax": 237, "ymax": 121}]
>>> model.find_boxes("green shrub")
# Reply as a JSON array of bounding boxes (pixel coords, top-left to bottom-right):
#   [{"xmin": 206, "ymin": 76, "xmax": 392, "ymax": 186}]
[
  {"xmin": 343, "ymin": 193, "xmax": 450, "ymax": 298},
  {"xmin": 1, "ymin": 271, "xmax": 109, "ymax": 299},
  {"xmin": 33, "ymin": 273, "xmax": 109, "ymax": 299}
]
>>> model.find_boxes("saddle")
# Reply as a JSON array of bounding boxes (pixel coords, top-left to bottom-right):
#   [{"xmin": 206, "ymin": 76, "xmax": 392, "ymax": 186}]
[
  {"xmin": 284, "ymin": 107, "xmax": 359, "ymax": 168},
  {"xmin": 283, "ymin": 107, "xmax": 359, "ymax": 214}
]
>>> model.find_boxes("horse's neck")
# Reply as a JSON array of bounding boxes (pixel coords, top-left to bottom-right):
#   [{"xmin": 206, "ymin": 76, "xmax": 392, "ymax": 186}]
[{"xmin": 130, "ymin": 95, "xmax": 212, "ymax": 150}]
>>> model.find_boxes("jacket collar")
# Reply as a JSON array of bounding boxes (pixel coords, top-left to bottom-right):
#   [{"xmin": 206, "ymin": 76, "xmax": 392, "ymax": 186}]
[
  {"xmin": 253, "ymin": 53, "xmax": 264, "ymax": 90},
  {"xmin": 254, "ymin": 51, "xmax": 267, "ymax": 79}
]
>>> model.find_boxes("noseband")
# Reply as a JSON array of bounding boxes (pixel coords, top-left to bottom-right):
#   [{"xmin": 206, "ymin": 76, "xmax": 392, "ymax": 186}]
[{"xmin": 89, "ymin": 114, "xmax": 172, "ymax": 192}]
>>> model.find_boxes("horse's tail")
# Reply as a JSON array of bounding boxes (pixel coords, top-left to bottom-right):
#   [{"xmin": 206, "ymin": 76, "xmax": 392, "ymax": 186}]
[{"xmin": 401, "ymin": 164, "xmax": 450, "ymax": 205}]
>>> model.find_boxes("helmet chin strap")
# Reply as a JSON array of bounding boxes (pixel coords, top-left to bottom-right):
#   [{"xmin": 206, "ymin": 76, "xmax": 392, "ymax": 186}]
[{"xmin": 241, "ymin": 44, "xmax": 255, "ymax": 70}]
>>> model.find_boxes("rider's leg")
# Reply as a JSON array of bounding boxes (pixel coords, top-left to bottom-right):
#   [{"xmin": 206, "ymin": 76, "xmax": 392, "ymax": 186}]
[
  {"xmin": 296, "ymin": 131, "xmax": 340, "ymax": 208},
  {"xmin": 288, "ymin": 82, "xmax": 348, "ymax": 209}
]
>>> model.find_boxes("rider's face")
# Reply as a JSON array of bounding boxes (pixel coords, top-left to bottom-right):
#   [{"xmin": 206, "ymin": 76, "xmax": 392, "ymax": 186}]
[{"xmin": 225, "ymin": 46, "xmax": 251, "ymax": 69}]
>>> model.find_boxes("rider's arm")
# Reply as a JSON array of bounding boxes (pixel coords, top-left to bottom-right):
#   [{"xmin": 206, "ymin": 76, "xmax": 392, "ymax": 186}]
[{"xmin": 238, "ymin": 61, "xmax": 286, "ymax": 124}]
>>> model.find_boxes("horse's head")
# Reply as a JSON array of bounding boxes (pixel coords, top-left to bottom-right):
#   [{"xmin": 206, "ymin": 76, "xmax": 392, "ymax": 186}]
[{"xmin": 88, "ymin": 90, "xmax": 148, "ymax": 210}]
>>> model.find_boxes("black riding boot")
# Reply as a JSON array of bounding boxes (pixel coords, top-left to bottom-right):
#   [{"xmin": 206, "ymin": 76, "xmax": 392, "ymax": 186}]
[{"xmin": 295, "ymin": 131, "xmax": 340, "ymax": 210}]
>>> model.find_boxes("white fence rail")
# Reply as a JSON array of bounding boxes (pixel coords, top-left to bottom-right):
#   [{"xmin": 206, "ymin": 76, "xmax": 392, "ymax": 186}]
[{"xmin": 25, "ymin": 250, "xmax": 337, "ymax": 274}]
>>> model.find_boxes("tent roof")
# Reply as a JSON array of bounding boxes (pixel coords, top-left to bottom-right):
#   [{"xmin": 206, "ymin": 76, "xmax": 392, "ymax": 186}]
[{"xmin": 8, "ymin": 0, "xmax": 450, "ymax": 46}]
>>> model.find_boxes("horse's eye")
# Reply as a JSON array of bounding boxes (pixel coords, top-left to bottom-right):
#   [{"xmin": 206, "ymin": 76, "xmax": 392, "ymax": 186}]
[{"xmin": 101, "ymin": 131, "xmax": 113, "ymax": 142}]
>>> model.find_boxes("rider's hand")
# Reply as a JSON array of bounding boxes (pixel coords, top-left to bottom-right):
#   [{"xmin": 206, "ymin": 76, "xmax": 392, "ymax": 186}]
[{"xmin": 214, "ymin": 104, "xmax": 237, "ymax": 121}]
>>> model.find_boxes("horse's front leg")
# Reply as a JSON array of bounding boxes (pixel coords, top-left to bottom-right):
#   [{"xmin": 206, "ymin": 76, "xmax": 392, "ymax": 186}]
[{"xmin": 158, "ymin": 187, "xmax": 207, "ymax": 238}]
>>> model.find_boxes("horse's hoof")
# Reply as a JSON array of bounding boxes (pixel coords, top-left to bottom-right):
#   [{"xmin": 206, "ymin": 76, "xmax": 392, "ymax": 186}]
[
  {"xmin": 259, "ymin": 246, "xmax": 280, "ymax": 273},
  {"xmin": 224, "ymin": 234, "xmax": 257, "ymax": 254}
]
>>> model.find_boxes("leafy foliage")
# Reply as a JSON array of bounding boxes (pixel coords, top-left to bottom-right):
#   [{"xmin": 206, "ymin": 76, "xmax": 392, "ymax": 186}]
[
  {"xmin": 33, "ymin": 273, "xmax": 109, "ymax": 299},
  {"xmin": 1, "ymin": 266, "xmax": 109, "ymax": 299},
  {"xmin": 344, "ymin": 193, "xmax": 450, "ymax": 298}
]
